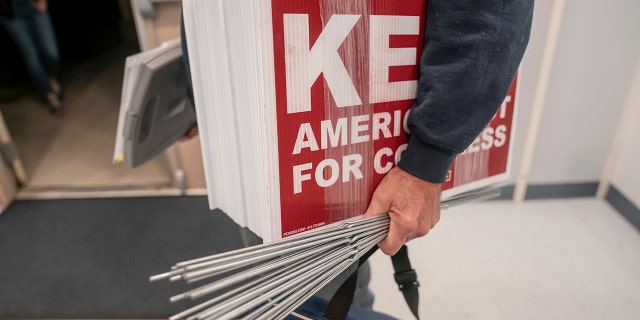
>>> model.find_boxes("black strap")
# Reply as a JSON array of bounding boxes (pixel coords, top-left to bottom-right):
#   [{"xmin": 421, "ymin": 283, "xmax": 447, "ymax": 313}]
[
  {"xmin": 391, "ymin": 245, "xmax": 420, "ymax": 319},
  {"xmin": 324, "ymin": 245, "xmax": 420, "ymax": 320},
  {"xmin": 324, "ymin": 245, "xmax": 379, "ymax": 320}
]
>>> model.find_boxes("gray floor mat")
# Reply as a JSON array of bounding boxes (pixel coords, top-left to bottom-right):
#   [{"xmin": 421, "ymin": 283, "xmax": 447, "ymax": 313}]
[{"xmin": 0, "ymin": 196, "xmax": 261, "ymax": 319}]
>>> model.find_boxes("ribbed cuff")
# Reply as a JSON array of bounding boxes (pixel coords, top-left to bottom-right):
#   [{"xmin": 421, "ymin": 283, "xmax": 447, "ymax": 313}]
[{"xmin": 397, "ymin": 136, "xmax": 457, "ymax": 184}]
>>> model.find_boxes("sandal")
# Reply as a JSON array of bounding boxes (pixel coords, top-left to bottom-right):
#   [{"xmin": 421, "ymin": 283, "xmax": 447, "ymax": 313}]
[
  {"xmin": 50, "ymin": 78, "xmax": 64, "ymax": 101},
  {"xmin": 47, "ymin": 91, "xmax": 64, "ymax": 116}
]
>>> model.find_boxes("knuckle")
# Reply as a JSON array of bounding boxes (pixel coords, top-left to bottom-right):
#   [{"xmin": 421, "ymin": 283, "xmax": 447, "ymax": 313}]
[
  {"xmin": 416, "ymin": 226, "xmax": 430, "ymax": 237},
  {"xmin": 396, "ymin": 213, "xmax": 417, "ymax": 227},
  {"xmin": 415, "ymin": 220, "xmax": 431, "ymax": 237}
]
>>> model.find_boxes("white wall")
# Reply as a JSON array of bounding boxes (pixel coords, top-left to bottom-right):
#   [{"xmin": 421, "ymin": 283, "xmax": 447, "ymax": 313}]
[
  {"xmin": 611, "ymin": 67, "xmax": 640, "ymax": 207},
  {"xmin": 506, "ymin": 0, "xmax": 552, "ymax": 184},
  {"xmin": 511, "ymin": 0, "xmax": 640, "ymax": 185}
]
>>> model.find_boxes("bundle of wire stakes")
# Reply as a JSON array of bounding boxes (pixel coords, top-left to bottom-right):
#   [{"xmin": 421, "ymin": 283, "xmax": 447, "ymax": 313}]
[{"xmin": 150, "ymin": 186, "xmax": 501, "ymax": 320}]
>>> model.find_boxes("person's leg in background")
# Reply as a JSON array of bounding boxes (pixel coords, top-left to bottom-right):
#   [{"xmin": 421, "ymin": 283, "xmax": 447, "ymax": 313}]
[
  {"xmin": 352, "ymin": 260, "xmax": 374, "ymax": 308},
  {"xmin": 0, "ymin": 10, "xmax": 61, "ymax": 114},
  {"xmin": 30, "ymin": 8, "xmax": 61, "ymax": 99}
]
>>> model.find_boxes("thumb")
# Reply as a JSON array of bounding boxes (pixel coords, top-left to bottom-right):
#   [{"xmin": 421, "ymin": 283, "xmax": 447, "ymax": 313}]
[{"xmin": 363, "ymin": 191, "xmax": 389, "ymax": 218}]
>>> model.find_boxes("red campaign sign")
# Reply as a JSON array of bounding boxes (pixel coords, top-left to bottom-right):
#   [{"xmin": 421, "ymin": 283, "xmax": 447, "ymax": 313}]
[
  {"xmin": 272, "ymin": 0, "xmax": 427, "ymax": 237},
  {"xmin": 271, "ymin": 0, "xmax": 514, "ymax": 238}
]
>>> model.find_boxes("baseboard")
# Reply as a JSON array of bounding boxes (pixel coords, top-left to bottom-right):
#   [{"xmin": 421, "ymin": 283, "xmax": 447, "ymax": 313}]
[
  {"xmin": 15, "ymin": 187, "xmax": 209, "ymax": 200},
  {"xmin": 525, "ymin": 182, "xmax": 599, "ymax": 200},
  {"xmin": 489, "ymin": 183, "xmax": 640, "ymax": 233},
  {"xmin": 606, "ymin": 185, "xmax": 640, "ymax": 232},
  {"xmin": 492, "ymin": 182, "xmax": 599, "ymax": 201},
  {"xmin": 493, "ymin": 185, "xmax": 514, "ymax": 200}
]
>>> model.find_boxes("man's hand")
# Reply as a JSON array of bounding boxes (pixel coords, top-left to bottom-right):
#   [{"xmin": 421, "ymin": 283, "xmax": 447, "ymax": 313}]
[
  {"xmin": 363, "ymin": 166, "xmax": 441, "ymax": 256},
  {"xmin": 179, "ymin": 124, "xmax": 199, "ymax": 142}
]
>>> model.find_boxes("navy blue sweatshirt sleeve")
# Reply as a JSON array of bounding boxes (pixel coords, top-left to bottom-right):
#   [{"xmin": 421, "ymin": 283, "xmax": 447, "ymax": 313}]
[{"xmin": 397, "ymin": 0, "xmax": 534, "ymax": 183}]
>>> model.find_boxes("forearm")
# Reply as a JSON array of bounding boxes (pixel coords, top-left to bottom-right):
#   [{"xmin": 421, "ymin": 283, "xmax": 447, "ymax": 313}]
[{"xmin": 398, "ymin": 0, "xmax": 534, "ymax": 183}]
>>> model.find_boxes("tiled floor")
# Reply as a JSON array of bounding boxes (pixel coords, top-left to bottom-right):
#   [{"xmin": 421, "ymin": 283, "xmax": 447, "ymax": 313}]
[{"xmin": 369, "ymin": 199, "xmax": 640, "ymax": 320}]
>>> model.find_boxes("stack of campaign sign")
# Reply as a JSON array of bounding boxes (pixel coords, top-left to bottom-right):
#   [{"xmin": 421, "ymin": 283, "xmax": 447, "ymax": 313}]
[
  {"xmin": 182, "ymin": 0, "xmax": 518, "ymax": 242},
  {"xmin": 152, "ymin": 0, "xmax": 519, "ymax": 318}
]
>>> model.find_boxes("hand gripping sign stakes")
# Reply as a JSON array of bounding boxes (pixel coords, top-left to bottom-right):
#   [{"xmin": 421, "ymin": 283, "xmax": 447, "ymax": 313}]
[{"xmin": 150, "ymin": 186, "xmax": 501, "ymax": 320}]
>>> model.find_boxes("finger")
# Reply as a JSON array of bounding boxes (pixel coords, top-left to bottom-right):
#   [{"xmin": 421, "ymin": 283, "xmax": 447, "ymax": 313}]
[
  {"xmin": 179, "ymin": 126, "xmax": 199, "ymax": 142},
  {"xmin": 378, "ymin": 221, "xmax": 406, "ymax": 256},
  {"xmin": 363, "ymin": 192, "xmax": 388, "ymax": 218}
]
